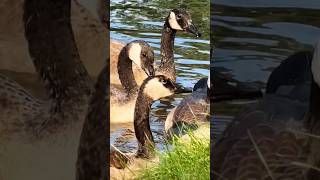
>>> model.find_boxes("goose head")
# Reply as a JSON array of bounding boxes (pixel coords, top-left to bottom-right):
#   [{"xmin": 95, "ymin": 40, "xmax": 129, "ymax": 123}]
[
  {"xmin": 167, "ymin": 8, "xmax": 201, "ymax": 37},
  {"xmin": 127, "ymin": 40, "xmax": 155, "ymax": 76},
  {"xmin": 142, "ymin": 75, "xmax": 177, "ymax": 100}
]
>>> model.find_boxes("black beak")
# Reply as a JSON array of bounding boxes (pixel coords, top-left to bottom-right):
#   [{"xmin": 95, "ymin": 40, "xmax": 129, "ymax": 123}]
[
  {"xmin": 145, "ymin": 66, "xmax": 155, "ymax": 77},
  {"xmin": 212, "ymin": 82, "xmax": 263, "ymax": 102},
  {"xmin": 174, "ymin": 84, "xmax": 192, "ymax": 94},
  {"xmin": 186, "ymin": 22, "xmax": 201, "ymax": 38}
]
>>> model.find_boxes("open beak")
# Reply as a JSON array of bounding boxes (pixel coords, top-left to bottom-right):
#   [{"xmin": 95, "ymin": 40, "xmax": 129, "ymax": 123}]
[{"xmin": 186, "ymin": 22, "xmax": 201, "ymax": 38}]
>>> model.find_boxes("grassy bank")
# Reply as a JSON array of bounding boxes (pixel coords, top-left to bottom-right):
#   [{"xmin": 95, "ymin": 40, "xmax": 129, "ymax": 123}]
[{"xmin": 137, "ymin": 134, "xmax": 210, "ymax": 180}]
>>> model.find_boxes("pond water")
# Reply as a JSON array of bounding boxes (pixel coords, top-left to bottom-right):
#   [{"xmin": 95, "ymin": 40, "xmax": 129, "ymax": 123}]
[
  {"xmin": 110, "ymin": 0, "xmax": 210, "ymax": 152},
  {"xmin": 212, "ymin": 1, "xmax": 320, "ymax": 140}
]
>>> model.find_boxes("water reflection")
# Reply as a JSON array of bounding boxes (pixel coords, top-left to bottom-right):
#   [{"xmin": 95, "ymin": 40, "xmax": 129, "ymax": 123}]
[
  {"xmin": 111, "ymin": 0, "xmax": 210, "ymax": 152},
  {"xmin": 212, "ymin": 1, "xmax": 320, "ymax": 139}
]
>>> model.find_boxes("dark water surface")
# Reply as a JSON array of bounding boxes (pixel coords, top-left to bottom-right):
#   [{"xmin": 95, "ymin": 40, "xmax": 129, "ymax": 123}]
[
  {"xmin": 212, "ymin": 1, "xmax": 320, "ymax": 139},
  {"xmin": 110, "ymin": 0, "xmax": 210, "ymax": 152}
]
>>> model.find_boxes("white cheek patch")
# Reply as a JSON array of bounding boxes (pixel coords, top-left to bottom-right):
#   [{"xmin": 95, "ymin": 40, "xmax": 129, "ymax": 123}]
[
  {"xmin": 128, "ymin": 43, "xmax": 142, "ymax": 68},
  {"xmin": 168, "ymin": 12, "xmax": 183, "ymax": 30},
  {"xmin": 312, "ymin": 40, "xmax": 320, "ymax": 87},
  {"xmin": 143, "ymin": 79, "xmax": 174, "ymax": 100},
  {"xmin": 207, "ymin": 76, "xmax": 210, "ymax": 89}
]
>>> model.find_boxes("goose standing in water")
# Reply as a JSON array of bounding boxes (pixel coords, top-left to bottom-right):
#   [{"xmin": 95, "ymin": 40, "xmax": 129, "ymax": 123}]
[
  {"xmin": 110, "ymin": 40, "xmax": 155, "ymax": 124},
  {"xmin": 110, "ymin": 8, "xmax": 201, "ymax": 87},
  {"xmin": 212, "ymin": 44, "xmax": 320, "ymax": 179}
]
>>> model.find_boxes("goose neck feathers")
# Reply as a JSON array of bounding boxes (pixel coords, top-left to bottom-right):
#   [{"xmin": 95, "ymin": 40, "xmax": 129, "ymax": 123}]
[
  {"xmin": 23, "ymin": 0, "xmax": 93, "ymax": 114},
  {"xmin": 134, "ymin": 93, "xmax": 154, "ymax": 158},
  {"xmin": 118, "ymin": 46, "xmax": 138, "ymax": 95}
]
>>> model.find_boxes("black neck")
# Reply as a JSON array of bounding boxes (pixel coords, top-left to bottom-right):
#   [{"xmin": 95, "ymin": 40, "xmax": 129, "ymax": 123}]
[
  {"xmin": 158, "ymin": 20, "xmax": 177, "ymax": 81},
  {"xmin": 134, "ymin": 93, "xmax": 155, "ymax": 158},
  {"xmin": 307, "ymin": 79, "xmax": 320, "ymax": 134},
  {"xmin": 23, "ymin": 0, "xmax": 93, "ymax": 113},
  {"xmin": 118, "ymin": 48, "xmax": 138, "ymax": 96},
  {"xmin": 76, "ymin": 64, "xmax": 108, "ymax": 180},
  {"xmin": 160, "ymin": 20, "xmax": 176, "ymax": 64}
]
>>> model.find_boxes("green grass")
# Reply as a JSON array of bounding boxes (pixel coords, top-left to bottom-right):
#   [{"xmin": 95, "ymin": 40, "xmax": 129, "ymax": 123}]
[{"xmin": 137, "ymin": 134, "xmax": 210, "ymax": 180}]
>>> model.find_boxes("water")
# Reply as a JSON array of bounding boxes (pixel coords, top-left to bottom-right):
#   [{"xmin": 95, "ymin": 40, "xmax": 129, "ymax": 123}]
[
  {"xmin": 110, "ymin": 0, "xmax": 210, "ymax": 152},
  {"xmin": 212, "ymin": 1, "xmax": 320, "ymax": 139}
]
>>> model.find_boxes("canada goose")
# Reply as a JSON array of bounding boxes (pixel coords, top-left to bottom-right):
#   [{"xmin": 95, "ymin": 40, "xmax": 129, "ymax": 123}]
[
  {"xmin": 164, "ymin": 76, "xmax": 210, "ymax": 138},
  {"xmin": 156, "ymin": 8, "xmax": 201, "ymax": 82},
  {"xmin": 0, "ymin": 1, "xmax": 105, "ymax": 179},
  {"xmin": 110, "ymin": 8, "xmax": 201, "ymax": 87},
  {"xmin": 109, "ymin": 76, "xmax": 177, "ymax": 172},
  {"xmin": 212, "ymin": 45, "xmax": 320, "ymax": 179},
  {"xmin": 134, "ymin": 75, "xmax": 177, "ymax": 158},
  {"xmin": 110, "ymin": 40, "xmax": 155, "ymax": 124}
]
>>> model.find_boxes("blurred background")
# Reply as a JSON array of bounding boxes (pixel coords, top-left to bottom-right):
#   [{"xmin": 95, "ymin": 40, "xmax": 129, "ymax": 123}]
[{"xmin": 212, "ymin": 0, "xmax": 320, "ymax": 140}]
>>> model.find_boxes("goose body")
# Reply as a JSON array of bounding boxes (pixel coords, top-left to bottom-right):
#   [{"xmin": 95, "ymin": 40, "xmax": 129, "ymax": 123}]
[
  {"xmin": 212, "ymin": 45, "xmax": 320, "ymax": 179},
  {"xmin": 165, "ymin": 77, "xmax": 210, "ymax": 138}
]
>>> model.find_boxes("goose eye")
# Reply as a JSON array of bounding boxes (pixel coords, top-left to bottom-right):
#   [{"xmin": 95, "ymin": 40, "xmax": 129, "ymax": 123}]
[
  {"xmin": 177, "ymin": 14, "xmax": 182, "ymax": 19},
  {"xmin": 161, "ymin": 79, "xmax": 167, "ymax": 84}
]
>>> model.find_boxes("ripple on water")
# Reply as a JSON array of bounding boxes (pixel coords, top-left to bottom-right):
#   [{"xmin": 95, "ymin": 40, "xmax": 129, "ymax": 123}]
[{"xmin": 110, "ymin": 0, "xmax": 210, "ymax": 152}]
